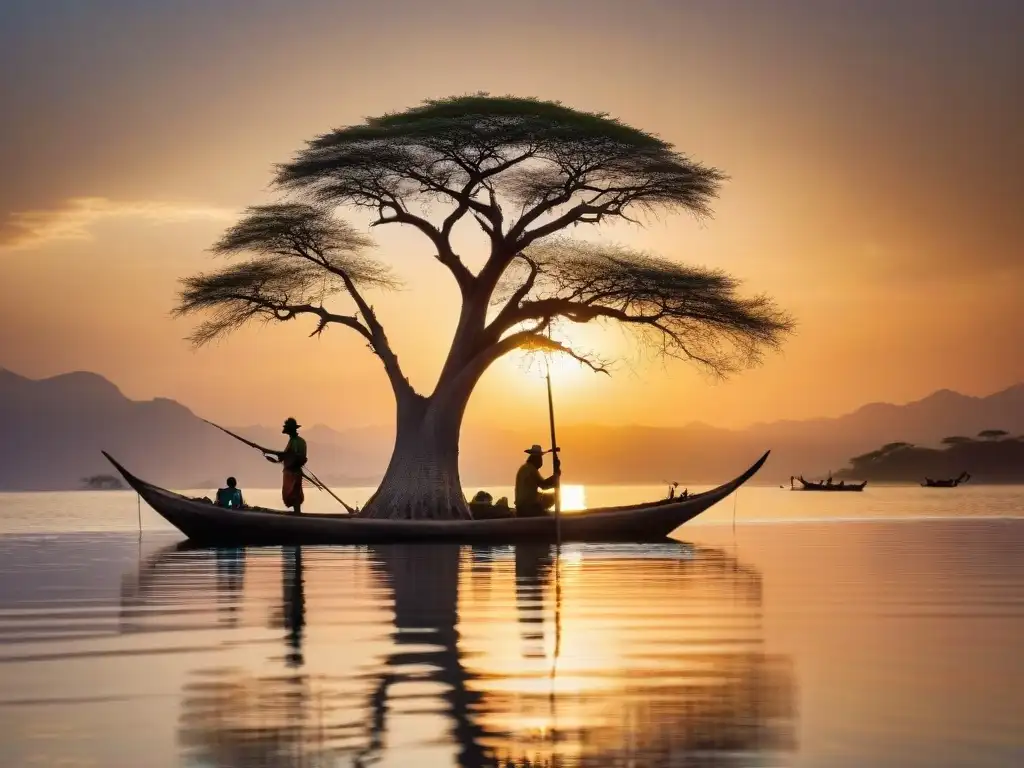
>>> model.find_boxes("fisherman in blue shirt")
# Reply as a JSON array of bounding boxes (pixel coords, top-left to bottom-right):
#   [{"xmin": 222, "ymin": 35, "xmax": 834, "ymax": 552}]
[{"xmin": 215, "ymin": 476, "xmax": 245, "ymax": 509}]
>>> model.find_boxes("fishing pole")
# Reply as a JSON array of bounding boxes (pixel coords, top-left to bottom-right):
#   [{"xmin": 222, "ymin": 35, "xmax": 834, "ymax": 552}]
[
  {"xmin": 201, "ymin": 419, "xmax": 356, "ymax": 513},
  {"xmin": 543, "ymin": 328, "xmax": 562, "ymax": 542}
]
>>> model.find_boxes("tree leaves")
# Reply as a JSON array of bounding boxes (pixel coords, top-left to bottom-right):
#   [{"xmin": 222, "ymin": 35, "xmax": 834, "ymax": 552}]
[
  {"xmin": 490, "ymin": 239, "xmax": 794, "ymax": 377},
  {"xmin": 173, "ymin": 205, "xmax": 395, "ymax": 346},
  {"xmin": 274, "ymin": 94, "xmax": 724, "ymax": 243}
]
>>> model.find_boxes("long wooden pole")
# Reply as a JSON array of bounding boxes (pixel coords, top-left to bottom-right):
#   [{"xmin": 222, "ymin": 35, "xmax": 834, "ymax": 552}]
[{"xmin": 543, "ymin": 331, "xmax": 562, "ymax": 541}]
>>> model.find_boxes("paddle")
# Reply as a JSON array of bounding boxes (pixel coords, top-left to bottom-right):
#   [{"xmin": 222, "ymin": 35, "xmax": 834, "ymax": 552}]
[{"xmin": 201, "ymin": 419, "xmax": 356, "ymax": 513}]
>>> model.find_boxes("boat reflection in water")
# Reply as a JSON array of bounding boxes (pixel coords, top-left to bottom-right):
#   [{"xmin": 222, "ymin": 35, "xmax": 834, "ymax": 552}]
[{"xmin": 121, "ymin": 540, "xmax": 796, "ymax": 766}]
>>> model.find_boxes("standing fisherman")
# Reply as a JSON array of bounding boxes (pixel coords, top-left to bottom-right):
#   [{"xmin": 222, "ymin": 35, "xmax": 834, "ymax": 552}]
[{"xmin": 266, "ymin": 417, "xmax": 308, "ymax": 514}]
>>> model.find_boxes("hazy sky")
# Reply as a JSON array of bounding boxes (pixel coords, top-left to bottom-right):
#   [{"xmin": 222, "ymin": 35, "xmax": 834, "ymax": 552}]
[{"xmin": 1, "ymin": 0, "xmax": 1021, "ymax": 433}]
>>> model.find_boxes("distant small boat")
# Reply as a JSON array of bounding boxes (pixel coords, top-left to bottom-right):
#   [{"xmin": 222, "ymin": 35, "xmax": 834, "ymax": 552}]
[
  {"xmin": 922, "ymin": 472, "xmax": 970, "ymax": 488},
  {"xmin": 790, "ymin": 475, "xmax": 866, "ymax": 492}
]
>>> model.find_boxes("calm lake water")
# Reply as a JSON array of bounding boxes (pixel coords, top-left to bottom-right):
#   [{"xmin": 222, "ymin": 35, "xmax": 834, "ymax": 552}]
[{"xmin": 0, "ymin": 488, "xmax": 1022, "ymax": 767}]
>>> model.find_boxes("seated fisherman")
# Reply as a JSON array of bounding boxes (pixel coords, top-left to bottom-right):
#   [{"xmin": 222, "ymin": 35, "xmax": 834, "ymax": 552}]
[
  {"xmin": 514, "ymin": 444, "xmax": 561, "ymax": 517},
  {"xmin": 215, "ymin": 476, "xmax": 245, "ymax": 509}
]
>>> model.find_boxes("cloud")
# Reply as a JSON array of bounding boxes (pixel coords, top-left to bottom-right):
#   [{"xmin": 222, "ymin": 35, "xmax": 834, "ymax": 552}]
[{"xmin": 0, "ymin": 197, "xmax": 236, "ymax": 250}]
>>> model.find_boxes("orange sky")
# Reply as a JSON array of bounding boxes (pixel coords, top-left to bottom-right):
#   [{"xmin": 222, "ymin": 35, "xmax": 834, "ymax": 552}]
[{"xmin": 1, "ymin": 0, "xmax": 1021, "ymax": 433}]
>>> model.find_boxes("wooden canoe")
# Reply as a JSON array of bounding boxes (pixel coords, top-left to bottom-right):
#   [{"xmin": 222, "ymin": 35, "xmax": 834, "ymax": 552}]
[
  {"xmin": 790, "ymin": 475, "xmax": 867, "ymax": 492},
  {"xmin": 102, "ymin": 449, "xmax": 770, "ymax": 545},
  {"xmin": 922, "ymin": 472, "xmax": 970, "ymax": 488}
]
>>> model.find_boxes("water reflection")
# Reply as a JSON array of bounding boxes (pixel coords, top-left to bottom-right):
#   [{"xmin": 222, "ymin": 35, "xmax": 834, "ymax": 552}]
[
  {"xmin": 514, "ymin": 544, "xmax": 555, "ymax": 660},
  {"xmin": 119, "ymin": 541, "xmax": 248, "ymax": 632},
  {"xmin": 119, "ymin": 542, "xmax": 796, "ymax": 766},
  {"xmin": 276, "ymin": 547, "xmax": 305, "ymax": 668}
]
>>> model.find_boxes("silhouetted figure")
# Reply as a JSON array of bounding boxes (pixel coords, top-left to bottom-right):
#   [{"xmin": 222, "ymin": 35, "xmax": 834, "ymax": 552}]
[
  {"xmin": 215, "ymin": 547, "xmax": 246, "ymax": 626},
  {"xmin": 282, "ymin": 547, "xmax": 306, "ymax": 668},
  {"xmin": 215, "ymin": 476, "xmax": 244, "ymax": 509},
  {"xmin": 515, "ymin": 444, "xmax": 561, "ymax": 517},
  {"xmin": 663, "ymin": 481, "xmax": 688, "ymax": 500},
  {"xmin": 514, "ymin": 544, "xmax": 555, "ymax": 659},
  {"xmin": 265, "ymin": 417, "xmax": 307, "ymax": 514}
]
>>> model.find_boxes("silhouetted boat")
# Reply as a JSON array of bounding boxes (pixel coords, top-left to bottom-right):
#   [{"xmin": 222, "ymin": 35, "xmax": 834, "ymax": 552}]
[
  {"xmin": 101, "ymin": 449, "xmax": 769, "ymax": 545},
  {"xmin": 790, "ymin": 475, "xmax": 866, "ymax": 492},
  {"xmin": 922, "ymin": 472, "xmax": 970, "ymax": 488}
]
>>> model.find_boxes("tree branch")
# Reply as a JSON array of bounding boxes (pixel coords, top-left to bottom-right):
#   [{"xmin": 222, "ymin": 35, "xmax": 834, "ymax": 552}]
[
  {"xmin": 489, "ymin": 254, "xmax": 540, "ymax": 331},
  {"xmin": 187, "ymin": 290, "xmax": 372, "ymax": 345},
  {"xmin": 369, "ymin": 202, "xmax": 474, "ymax": 292},
  {"xmin": 176, "ymin": 203, "xmax": 418, "ymax": 395},
  {"xmin": 332, "ymin": 270, "xmax": 411, "ymax": 396},
  {"xmin": 513, "ymin": 330, "xmax": 612, "ymax": 375},
  {"xmin": 478, "ymin": 238, "xmax": 794, "ymax": 378}
]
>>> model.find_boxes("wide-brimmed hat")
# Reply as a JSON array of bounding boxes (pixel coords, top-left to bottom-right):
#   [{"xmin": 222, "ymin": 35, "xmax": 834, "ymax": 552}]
[
  {"xmin": 524, "ymin": 444, "xmax": 546, "ymax": 455},
  {"xmin": 283, "ymin": 417, "xmax": 301, "ymax": 429}
]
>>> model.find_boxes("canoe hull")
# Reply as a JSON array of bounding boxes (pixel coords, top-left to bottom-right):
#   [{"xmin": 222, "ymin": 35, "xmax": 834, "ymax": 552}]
[
  {"xmin": 791, "ymin": 476, "xmax": 867, "ymax": 492},
  {"xmin": 102, "ymin": 450, "xmax": 770, "ymax": 546},
  {"xmin": 790, "ymin": 485, "xmax": 866, "ymax": 492},
  {"xmin": 922, "ymin": 474, "xmax": 969, "ymax": 488}
]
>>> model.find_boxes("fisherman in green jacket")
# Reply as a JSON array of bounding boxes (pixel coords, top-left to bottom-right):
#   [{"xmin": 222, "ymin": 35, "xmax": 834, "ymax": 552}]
[{"xmin": 265, "ymin": 417, "xmax": 307, "ymax": 514}]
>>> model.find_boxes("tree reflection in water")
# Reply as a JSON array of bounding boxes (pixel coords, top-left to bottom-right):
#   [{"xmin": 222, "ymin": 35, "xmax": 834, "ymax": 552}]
[{"xmin": 122, "ymin": 541, "xmax": 796, "ymax": 766}]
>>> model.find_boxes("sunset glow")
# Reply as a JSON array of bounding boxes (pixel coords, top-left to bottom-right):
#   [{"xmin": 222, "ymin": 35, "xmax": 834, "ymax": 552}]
[
  {"xmin": 0, "ymin": 2, "xmax": 1020, "ymax": 436},
  {"xmin": 1, "ymin": 6, "xmax": 1019, "ymax": 767},
  {"xmin": 558, "ymin": 484, "xmax": 587, "ymax": 512}
]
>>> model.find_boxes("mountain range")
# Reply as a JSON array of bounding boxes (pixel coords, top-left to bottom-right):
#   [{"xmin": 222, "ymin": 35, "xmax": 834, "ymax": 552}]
[{"xmin": 1, "ymin": 366, "xmax": 1022, "ymax": 491}]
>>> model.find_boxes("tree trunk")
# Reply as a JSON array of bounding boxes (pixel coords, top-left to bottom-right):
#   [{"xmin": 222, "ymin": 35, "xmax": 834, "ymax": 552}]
[{"xmin": 357, "ymin": 388, "xmax": 473, "ymax": 520}]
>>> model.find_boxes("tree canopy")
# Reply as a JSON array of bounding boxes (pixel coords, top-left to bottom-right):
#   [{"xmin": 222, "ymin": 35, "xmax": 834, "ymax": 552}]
[{"xmin": 178, "ymin": 94, "xmax": 791, "ymax": 387}]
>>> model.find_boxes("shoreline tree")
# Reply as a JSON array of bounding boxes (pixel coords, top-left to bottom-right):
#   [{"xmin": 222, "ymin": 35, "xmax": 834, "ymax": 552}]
[
  {"xmin": 81, "ymin": 473, "xmax": 124, "ymax": 490},
  {"xmin": 176, "ymin": 95, "xmax": 794, "ymax": 520},
  {"xmin": 977, "ymin": 429, "xmax": 1009, "ymax": 441}
]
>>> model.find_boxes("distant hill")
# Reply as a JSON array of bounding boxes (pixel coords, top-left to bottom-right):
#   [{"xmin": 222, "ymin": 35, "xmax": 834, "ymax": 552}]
[
  {"xmin": 835, "ymin": 434, "xmax": 1024, "ymax": 484},
  {"xmin": 0, "ymin": 368, "xmax": 363, "ymax": 491},
  {"xmin": 1, "ymin": 366, "xmax": 1022, "ymax": 491}
]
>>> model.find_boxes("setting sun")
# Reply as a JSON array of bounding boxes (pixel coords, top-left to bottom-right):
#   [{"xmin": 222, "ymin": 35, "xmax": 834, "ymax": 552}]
[
  {"xmin": 558, "ymin": 484, "xmax": 586, "ymax": 512},
  {"xmin": 503, "ymin": 347, "xmax": 590, "ymax": 388}
]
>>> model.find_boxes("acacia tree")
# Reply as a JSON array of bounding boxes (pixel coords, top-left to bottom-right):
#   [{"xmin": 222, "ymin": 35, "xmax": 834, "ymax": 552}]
[{"xmin": 176, "ymin": 96, "xmax": 793, "ymax": 520}]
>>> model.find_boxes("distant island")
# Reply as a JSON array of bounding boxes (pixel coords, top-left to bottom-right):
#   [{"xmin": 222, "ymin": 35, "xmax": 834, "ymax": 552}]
[
  {"xmin": 836, "ymin": 431, "xmax": 1024, "ymax": 484},
  {"xmin": 81, "ymin": 474, "xmax": 125, "ymax": 490}
]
